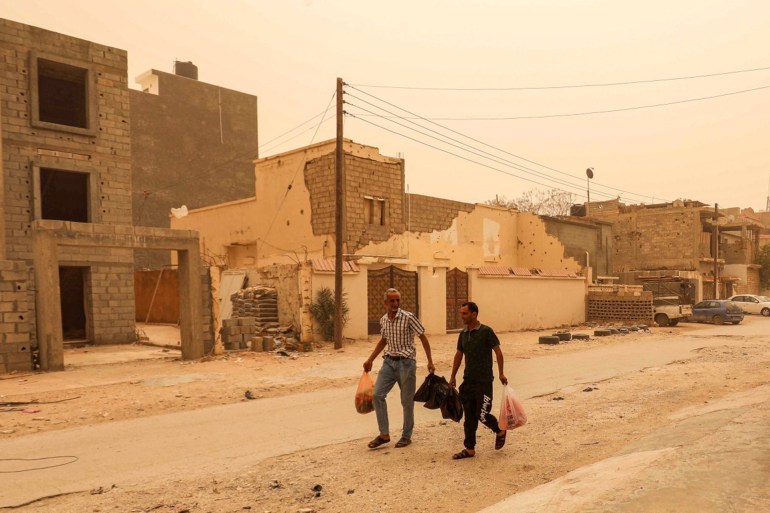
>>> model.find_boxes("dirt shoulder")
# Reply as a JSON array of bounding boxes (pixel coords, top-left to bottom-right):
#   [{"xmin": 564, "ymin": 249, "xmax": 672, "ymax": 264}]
[{"xmin": 4, "ymin": 319, "xmax": 770, "ymax": 512}]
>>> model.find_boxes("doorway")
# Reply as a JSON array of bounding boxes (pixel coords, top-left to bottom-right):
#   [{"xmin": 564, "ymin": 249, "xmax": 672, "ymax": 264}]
[{"xmin": 58, "ymin": 266, "xmax": 89, "ymax": 341}]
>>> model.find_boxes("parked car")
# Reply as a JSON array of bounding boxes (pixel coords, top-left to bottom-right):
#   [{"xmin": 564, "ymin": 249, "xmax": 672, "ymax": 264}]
[
  {"xmin": 690, "ymin": 300, "xmax": 744, "ymax": 324},
  {"xmin": 653, "ymin": 296, "xmax": 692, "ymax": 326},
  {"xmin": 727, "ymin": 294, "xmax": 770, "ymax": 316}
]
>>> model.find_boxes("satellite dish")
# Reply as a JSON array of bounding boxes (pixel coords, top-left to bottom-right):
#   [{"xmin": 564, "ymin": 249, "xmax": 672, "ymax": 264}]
[{"xmin": 586, "ymin": 168, "xmax": 594, "ymax": 179}]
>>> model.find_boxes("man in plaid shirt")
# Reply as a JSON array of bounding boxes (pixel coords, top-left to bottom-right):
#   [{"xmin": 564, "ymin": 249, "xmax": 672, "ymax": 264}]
[{"xmin": 363, "ymin": 288, "xmax": 435, "ymax": 449}]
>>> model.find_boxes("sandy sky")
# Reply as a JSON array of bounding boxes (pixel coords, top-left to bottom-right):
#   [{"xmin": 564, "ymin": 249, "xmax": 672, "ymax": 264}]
[{"xmin": 5, "ymin": 0, "xmax": 770, "ymax": 211}]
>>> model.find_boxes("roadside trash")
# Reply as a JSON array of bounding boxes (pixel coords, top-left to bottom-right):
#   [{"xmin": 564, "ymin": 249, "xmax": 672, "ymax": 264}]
[
  {"xmin": 355, "ymin": 372, "xmax": 374, "ymax": 414},
  {"xmin": 244, "ymin": 390, "xmax": 255, "ymax": 400},
  {"xmin": 498, "ymin": 385, "xmax": 527, "ymax": 430},
  {"xmin": 583, "ymin": 386, "xmax": 597, "ymax": 392},
  {"xmin": 22, "ymin": 408, "xmax": 41, "ymax": 414},
  {"xmin": 552, "ymin": 396, "xmax": 564, "ymax": 401}
]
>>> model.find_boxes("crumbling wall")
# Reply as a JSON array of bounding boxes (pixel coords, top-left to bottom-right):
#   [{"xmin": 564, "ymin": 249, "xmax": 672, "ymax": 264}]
[
  {"xmin": 304, "ymin": 153, "xmax": 406, "ymax": 252},
  {"xmin": 245, "ymin": 264, "xmax": 301, "ymax": 329},
  {"xmin": 0, "ymin": 260, "xmax": 32, "ymax": 373},
  {"xmin": 406, "ymin": 193, "xmax": 475, "ymax": 234}
]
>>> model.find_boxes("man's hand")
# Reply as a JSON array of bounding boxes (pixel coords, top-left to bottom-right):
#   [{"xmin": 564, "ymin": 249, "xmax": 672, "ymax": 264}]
[
  {"xmin": 499, "ymin": 374, "xmax": 508, "ymax": 386},
  {"xmin": 363, "ymin": 359, "xmax": 373, "ymax": 372},
  {"xmin": 449, "ymin": 377, "xmax": 456, "ymax": 389},
  {"xmin": 427, "ymin": 361, "xmax": 435, "ymax": 374}
]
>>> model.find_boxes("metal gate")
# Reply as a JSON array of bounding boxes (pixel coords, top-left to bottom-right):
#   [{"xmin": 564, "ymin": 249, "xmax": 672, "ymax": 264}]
[
  {"xmin": 367, "ymin": 266, "xmax": 419, "ymax": 335},
  {"xmin": 446, "ymin": 268, "xmax": 468, "ymax": 331}
]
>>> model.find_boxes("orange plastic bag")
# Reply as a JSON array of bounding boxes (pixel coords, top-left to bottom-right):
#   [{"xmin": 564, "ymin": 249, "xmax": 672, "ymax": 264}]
[
  {"xmin": 355, "ymin": 372, "xmax": 374, "ymax": 414},
  {"xmin": 498, "ymin": 384, "xmax": 527, "ymax": 430}
]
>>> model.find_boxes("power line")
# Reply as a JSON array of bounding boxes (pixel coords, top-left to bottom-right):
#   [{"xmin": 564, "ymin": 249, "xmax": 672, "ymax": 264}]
[
  {"xmin": 345, "ymin": 98, "xmax": 619, "ymax": 200},
  {"xmin": 350, "ymin": 65, "xmax": 770, "ymax": 91},
  {"xmin": 345, "ymin": 85, "xmax": 660, "ymax": 203},
  {"xmin": 346, "ymin": 111, "xmax": 599, "ymax": 201},
  {"xmin": 258, "ymin": 108, "xmax": 332, "ymax": 151},
  {"xmin": 350, "ymin": 84, "xmax": 770, "ymax": 121},
  {"xmin": 259, "ymin": 114, "xmax": 335, "ymax": 155}
]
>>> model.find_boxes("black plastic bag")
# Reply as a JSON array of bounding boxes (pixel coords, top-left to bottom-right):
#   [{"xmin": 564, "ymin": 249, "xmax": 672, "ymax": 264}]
[
  {"xmin": 424, "ymin": 375, "xmax": 451, "ymax": 410},
  {"xmin": 414, "ymin": 373, "xmax": 439, "ymax": 403},
  {"xmin": 440, "ymin": 386, "xmax": 463, "ymax": 422}
]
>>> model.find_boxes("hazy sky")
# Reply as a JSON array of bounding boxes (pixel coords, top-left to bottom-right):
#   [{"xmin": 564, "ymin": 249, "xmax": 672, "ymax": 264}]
[{"xmin": 6, "ymin": 1, "xmax": 770, "ymax": 210}]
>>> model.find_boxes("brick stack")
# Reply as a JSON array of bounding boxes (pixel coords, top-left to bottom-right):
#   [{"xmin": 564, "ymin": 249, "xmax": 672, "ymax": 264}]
[
  {"xmin": 219, "ymin": 317, "xmax": 260, "ymax": 350},
  {"xmin": 587, "ymin": 286, "xmax": 653, "ymax": 324},
  {"xmin": 230, "ymin": 286, "xmax": 279, "ymax": 327}
]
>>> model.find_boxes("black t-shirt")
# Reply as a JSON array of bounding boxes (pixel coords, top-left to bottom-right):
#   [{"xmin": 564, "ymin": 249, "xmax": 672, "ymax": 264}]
[{"xmin": 457, "ymin": 324, "xmax": 500, "ymax": 383}]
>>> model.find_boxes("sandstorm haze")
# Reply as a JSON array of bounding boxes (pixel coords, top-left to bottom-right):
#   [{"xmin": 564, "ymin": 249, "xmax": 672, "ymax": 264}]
[{"xmin": 6, "ymin": 0, "xmax": 769, "ymax": 210}]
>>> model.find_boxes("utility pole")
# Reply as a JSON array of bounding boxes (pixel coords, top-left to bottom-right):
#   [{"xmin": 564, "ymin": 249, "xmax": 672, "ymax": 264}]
[
  {"xmin": 713, "ymin": 203, "xmax": 719, "ymax": 299},
  {"xmin": 334, "ymin": 78, "xmax": 344, "ymax": 349}
]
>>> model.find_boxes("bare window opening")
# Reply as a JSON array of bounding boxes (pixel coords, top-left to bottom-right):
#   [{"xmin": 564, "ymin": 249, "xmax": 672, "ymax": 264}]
[
  {"xmin": 40, "ymin": 168, "xmax": 89, "ymax": 222},
  {"xmin": 59, "ymin": 266, "xmax": 88, "ymax": 341},
  {"xmin": 364, "ymin": 196, "xmax": 386, "ymax": 226},
  {"xmin": 37, "ymin": 58, "xmax": 88, "ymax": 128}
]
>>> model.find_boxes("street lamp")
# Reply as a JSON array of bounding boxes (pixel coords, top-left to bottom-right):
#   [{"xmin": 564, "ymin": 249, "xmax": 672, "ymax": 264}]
[{"xmin": 586, "ymin": 167, "xmax": 594, "ymax": 217}]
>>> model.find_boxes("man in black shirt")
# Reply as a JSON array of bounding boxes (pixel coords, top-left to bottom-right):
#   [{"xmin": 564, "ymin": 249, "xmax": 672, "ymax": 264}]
[{"xmin": 449, "ymin": 301, "xmax": 507, "ymax": 459}]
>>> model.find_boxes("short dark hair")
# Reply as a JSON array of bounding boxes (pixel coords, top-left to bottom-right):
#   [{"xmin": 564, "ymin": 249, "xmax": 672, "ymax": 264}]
[{"xmin": 461, "ymin": 301, "xmax": 479, "ymax": 314}]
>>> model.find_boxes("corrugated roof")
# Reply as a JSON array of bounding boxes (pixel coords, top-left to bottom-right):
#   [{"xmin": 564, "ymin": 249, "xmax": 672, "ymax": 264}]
[
  {"xmin": 310, "ymin": 258, "xmax": 360, "ymax": 273},
  {"xmin": 478, "ymin": 266, "xmax": 511, "ymax": 276},
  {"xmin": 510, "ymin": 267, "xmax": 532, "ymax": 276}
]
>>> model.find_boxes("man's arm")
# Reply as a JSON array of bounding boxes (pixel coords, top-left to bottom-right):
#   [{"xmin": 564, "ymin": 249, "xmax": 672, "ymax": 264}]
[
  {"xmin": 363, "ymin": 338, "xmax": 387, "ymax": 372},
  {"xmin": 448, "ymin": 350, "xmax": 464, "ymax": 388},
  {"xmin": 418, "ymin": 333, "xmax": 435, "ymax": 373},
  {"xmin": 493, "ymin": 345, "xmax": 507, "ymax": 385}
]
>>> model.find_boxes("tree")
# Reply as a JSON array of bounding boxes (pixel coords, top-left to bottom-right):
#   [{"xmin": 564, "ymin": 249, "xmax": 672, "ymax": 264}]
[
  {"xmin": 757, "ymin": 244, "xmax": 770, "ymax": 291},
  {"xmin": 486, "ymin": 188, "xmax": 575, "ymax": 217}
]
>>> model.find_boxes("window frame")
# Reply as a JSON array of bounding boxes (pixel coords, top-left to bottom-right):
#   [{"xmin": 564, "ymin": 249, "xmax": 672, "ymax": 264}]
[
  {"xmin": 32, "ymin": 161, "xmax": 99, "ymax": 223},
  {"xmin": 30, "ymin": 51, "xmax": 98, "ymax": 137}
]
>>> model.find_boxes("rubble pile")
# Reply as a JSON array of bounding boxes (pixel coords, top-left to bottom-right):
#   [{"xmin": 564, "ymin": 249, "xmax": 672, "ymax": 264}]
[{"xmin": 230, "ymin": 286, "xmax": 279, "ymax": 326}]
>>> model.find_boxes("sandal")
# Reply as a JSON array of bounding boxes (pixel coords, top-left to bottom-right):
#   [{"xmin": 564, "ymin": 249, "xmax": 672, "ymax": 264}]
[
  {"xmin": 367, "ymin": 435, "xmax": 390, "ymax": 449},
  {"xmin": 452, "ymin": 449, "xmax": 475, "ymax": 460},
  {"xmin": 495, "ymin": 430, "xmax": 507, "ymax": 450},
  {"xmin": 395, "ymin": 437, "xmax": 411, "ymax": 448}
]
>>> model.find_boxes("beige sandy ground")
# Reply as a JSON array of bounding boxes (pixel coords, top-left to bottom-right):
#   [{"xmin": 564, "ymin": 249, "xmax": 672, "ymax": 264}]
[{"xmin": 1, "ymin": 318, "xmax": 769, "ymax": 512}]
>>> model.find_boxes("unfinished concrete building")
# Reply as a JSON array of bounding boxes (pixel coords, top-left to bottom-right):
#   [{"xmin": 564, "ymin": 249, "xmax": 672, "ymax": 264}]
[
  {"xmin": 130, "ymin": 66, "xmax": 259, "ymax": 270},
  {"xmin": 0, "ymin": 19, "xmax": 207, "ymax": 373},
  {"xmin": 576, "ymin": 198, "xmax": 764, "ymax": 301}
]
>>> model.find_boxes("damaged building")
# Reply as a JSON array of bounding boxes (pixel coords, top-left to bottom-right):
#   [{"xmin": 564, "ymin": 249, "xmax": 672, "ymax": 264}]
[
  {"xmin": 574, "ymin": 198, "xmax": 764, "ymax": 302},
  {"xmin": 172, "ymin": 139, "xmax": 602, "ymax": 342}
]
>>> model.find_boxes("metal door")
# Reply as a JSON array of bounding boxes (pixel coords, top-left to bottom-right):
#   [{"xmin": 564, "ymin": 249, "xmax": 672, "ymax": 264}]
[
  {"xmin": 367, "ymin": 266, "xmax": 418, "ymax": 335},
  {"xmin": 446, "ymin": 268, "xmax": 468, "ymax": 331}
]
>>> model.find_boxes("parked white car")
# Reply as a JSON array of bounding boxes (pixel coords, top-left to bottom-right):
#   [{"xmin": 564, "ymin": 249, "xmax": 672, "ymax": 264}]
[{"xmin": 727, "ymin": 294, "xmax": 770, "ymax": 316}]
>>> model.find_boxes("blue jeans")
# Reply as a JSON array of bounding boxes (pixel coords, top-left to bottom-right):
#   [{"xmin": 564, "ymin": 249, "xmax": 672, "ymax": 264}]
[{"xmin": 373, "ymin": 357, "xmax": 417, "ymax": 440}]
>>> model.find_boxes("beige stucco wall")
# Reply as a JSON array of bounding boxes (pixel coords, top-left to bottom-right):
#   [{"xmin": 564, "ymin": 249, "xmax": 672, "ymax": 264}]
[
  {"xmin": 310, "ymin": 268, "xmax": 368, "ymax": 340},
  {"xmin": 417, "ymin": 266, "xmax": 447, "ymax": 335},
  {"xmin": 516, "ymin": 212, "xmax": 583, "ymax": 271},
  {"xmin": 468, "ymin": 269, "xmax": 586, "ymax": 331}
]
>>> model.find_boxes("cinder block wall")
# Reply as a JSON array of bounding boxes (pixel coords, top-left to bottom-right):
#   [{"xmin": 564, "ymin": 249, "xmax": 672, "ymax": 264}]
[
  {"xmin": 587, "ymin": 290, "xmax": 654, "ymax": 323},
  {"xmin": 406, "ymin": 193, "xmax": 475, "ymax": 233},
  {"xmin": 131, "ymin": 71, "xmax": 258, "ymax": 270},
  {"xmin": 0, "ymin": 260, "xmax": 32, "ymax": 373},
  {"xmin": 304, "ymin": 153, "xmax": 407, "ymax": 252},
  {"xmin": 0, "ymin": 19, "xmax": 136, "ymax": 348}
]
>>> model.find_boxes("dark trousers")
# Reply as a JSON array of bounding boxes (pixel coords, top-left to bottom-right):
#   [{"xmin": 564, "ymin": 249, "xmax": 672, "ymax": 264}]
[{"xmin": 459, "ymin": 380, "xmax": 500, "ymax": 450}]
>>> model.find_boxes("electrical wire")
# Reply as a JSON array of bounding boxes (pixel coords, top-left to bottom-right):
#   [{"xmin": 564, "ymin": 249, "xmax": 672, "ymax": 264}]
[
  {"xmin": 345, "ymin": 85, "xmax": 660, "ymax": 203},
  {"xmin": 259, "ymin": 114, "xmax": 335, "ymax": 155},
  {"xmin": 349, "ymin": 84, "xmax": 770, "ymax": 121},
  {"xmin": 345, "ymin": 99, "xmax": 618, "ymax": 200},
  {"xmin": 258, "ymin": 108, "xmax": 332, "ymax": 150},
  {"xmin": 0, "ymin": 456, "xmax": 79, "ymax": 473},
  {"xmin": 350, "ymin": 65, "xmax": 770, "ymax": 90},
  {"xmin": 345, "ymin": 111, "xmax": 595, "ymax": 201}
]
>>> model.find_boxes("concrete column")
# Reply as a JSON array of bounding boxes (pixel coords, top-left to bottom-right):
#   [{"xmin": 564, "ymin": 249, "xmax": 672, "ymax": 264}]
[
  {"xmin": 32, "ymin": 231, "xmax": 64, "ymax": 371},
  {"xmin": 177, "ymin": 244, "xmax": 204, "ymax": 360}
]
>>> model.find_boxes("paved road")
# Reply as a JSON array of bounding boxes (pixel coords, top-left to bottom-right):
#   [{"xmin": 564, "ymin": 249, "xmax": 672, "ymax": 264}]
[{"xmin": 0, "ymin": 322, "xmax": 758, "ymax": 508}]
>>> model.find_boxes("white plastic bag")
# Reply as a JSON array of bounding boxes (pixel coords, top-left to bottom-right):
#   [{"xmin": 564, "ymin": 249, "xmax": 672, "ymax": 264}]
[{"xmin": 498, "ymin": 384, "xmax": 527, "ymax": 430}]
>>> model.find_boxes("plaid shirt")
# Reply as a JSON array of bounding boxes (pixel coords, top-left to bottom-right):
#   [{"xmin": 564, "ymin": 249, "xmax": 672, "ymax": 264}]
[{"xmin": 380, "ymin": 308, "xmax": 425, "ymax": 360}]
